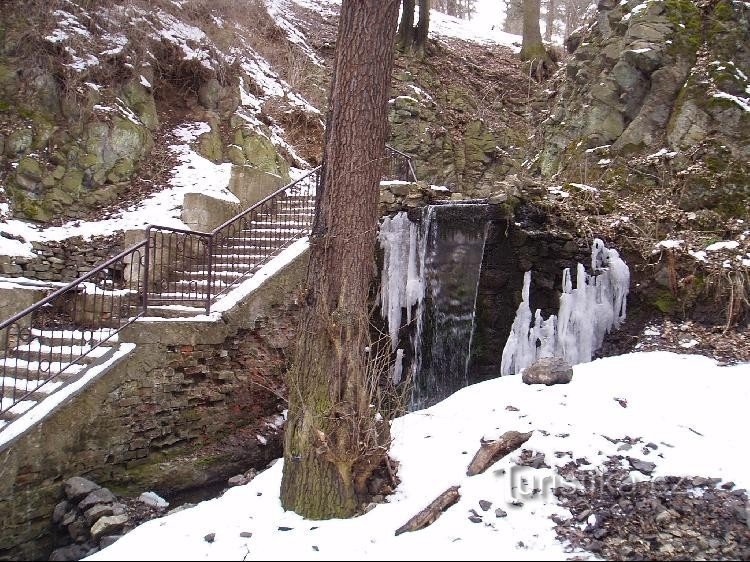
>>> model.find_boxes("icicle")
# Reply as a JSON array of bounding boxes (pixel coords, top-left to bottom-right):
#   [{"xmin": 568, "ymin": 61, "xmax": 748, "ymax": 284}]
[
  {"xmin": 392, "ymin": 348, "xmax": 405, "ymax": 385},
  {"xmin": 378, "ymin": 212, "xmax": 423, "ymax": 351},
  {"xmin": 500, "ymin": 239, "xmax": 630, "ymax": 375}
]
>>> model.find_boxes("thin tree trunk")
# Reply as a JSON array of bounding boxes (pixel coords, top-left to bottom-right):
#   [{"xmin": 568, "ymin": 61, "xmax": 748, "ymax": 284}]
[
  {"xmin": 398, "ymin": 0, "xmax": 416, "ymax": 50},
  {"xmin": 415, "ymin": 0, "xmax": 431, "ymax": 51},
  {"xmin": 544, "ymin": 0, "xmax": 555, "ymax": 42},
  {"xmin": 520, "ymin": 0, "xmax": 544, "ymax": 61},
  {"xmin": 520, "ymin": 0, "xmax": 554, "ymax": 79},
  {"xmin": 280, "ymin": 0, "xmax": 400, "ymax": 520}
]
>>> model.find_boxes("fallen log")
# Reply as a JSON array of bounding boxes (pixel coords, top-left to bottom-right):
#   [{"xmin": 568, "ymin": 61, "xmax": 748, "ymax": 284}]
[
  {"xmin": 466, "ymin": 430, "xmax": 533, "ymax": 476},
  {"xmin": 394, "ymin": 485, "xmax": 461, "ymax": 536}
]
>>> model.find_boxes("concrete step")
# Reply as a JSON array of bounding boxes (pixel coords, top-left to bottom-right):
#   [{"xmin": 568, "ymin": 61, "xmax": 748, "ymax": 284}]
[
  {"xmin": 205, "ymin": 262, "xmax": 260, "ymax": 272},
  {"xmin": 141, "ymin": 305, "xmax": 208, "ymax": 318},
  {"xmin": 29, "ymin": 328, "xmax": 119, "ymax": 347},
  {"xmin": 180, "ymin": 270, "xmax": 247, "ymax": 281},
  {"xmin": 245, "ymin": 226, "xmax": 307, "ymax": 233},
  {"xmin": 9, "ymin": 342, "xmax": 113, "ymax": 364},
  {"xmin": 145, "ymin": 295, "xmax": 208, "ymax": 308},
  {"xmin": 0, "ymin": 376, "xmax": 65, "ymax": 402},
  {"xmin": 0, "ymin": 357, "xmax": 88, "ymax": 380},
  {"xmin": 217, "ymin": 240, "xmax": 289, "ymax": 250},
  {"xmin": 0, "ymin": 398, "xmax": 36, "ymax": 422}
]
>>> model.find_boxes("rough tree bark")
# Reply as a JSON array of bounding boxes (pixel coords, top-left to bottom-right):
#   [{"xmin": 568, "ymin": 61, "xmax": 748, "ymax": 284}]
[
  {"xmin": 399, "ymin": 0, "xmax": 430, "ymax": 53},
  {"xmin": 280, "ymin": 0, "xmax": 401, "ymax": 520}
]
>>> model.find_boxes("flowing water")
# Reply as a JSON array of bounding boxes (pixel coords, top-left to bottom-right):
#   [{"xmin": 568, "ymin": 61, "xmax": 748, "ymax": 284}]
[{"xmin": 379, "ymin": 204, "xmax": 489, "ymax": 410}]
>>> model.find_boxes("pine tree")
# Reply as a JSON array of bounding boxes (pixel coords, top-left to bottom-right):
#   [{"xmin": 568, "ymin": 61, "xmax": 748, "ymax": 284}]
[{"xmin": 280, "ymin": 0, "xmax": 401, "ymax": 519}]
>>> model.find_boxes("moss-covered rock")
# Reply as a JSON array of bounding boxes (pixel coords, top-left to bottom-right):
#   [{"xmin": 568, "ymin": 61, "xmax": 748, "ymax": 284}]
[
  {"xmin": 16, "ymin": 156, "xmax": 43, "ymax": 181},
  {"xmin": 121, "ymin": 78, "xmax": 158, "ymax": 131},
  {"xmin": 60, "ymin": 169, "xmax": 84, "ymax": 193},
  {"xmin": 5, "ymin": 127, "xmax": 32, "ymax": 157},
  {"xmin": 226, "ymin": 144, "xmax": 246, "ymax": 165},
  {"xmin": 539, "ymin": 0, "xmax": 748, "ymax": 178},
  {"xmin": 106, "ymin": 158, "xmax": 134, "ymax": 184},
  {"xmin": 197, "ymin": 129, "xmax": 224, "ymax": 163}
]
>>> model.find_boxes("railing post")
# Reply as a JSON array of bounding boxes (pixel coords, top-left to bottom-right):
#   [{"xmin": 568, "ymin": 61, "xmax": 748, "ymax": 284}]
[
  {"xmin": 143, "ymin": 227, "xmax": 151, "ymax": 315},
  {"xmin": 205, "ymin": 235, "xmax": 213, "ymax": 315}
]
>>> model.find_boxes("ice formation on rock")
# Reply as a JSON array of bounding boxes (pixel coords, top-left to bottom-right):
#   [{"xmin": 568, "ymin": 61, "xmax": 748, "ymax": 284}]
[{"xmin": 500, "ymin": 238, "xmax": 630, "ymax": 375}]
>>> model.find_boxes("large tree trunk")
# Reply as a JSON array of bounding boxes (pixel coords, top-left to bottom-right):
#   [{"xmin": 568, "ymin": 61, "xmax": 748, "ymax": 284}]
[
  {"xmin": 415, "ymin": 0, "xmax": 431, "ymax": 51},
  {"xmin": 280, "ymin": 0, "xmax": 400, "ymax": 520},
  {"xmin": 398, "ymin": 0, "xmax": 416, "ymax": 50}
]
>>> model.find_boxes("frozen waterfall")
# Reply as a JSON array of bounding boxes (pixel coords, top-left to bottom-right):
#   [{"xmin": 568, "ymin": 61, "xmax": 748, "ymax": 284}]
[
  {"xmin": 500, "ymin": 238, "xmax": 630, "ymax": 375},
  {"xmin": 378, "ymin": 206, "xmax": 489, "ymax": 409}
]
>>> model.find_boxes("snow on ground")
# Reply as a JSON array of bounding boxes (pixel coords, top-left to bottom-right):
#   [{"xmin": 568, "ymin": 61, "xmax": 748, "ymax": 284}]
[
  {"xmin": 429, "ymin": 11, "xmax": 521, "ymax": 51},
  {"xmin": 88, "ymin": 351, "xmax": 750, "ymax": 561},
  {"xmin": 270, "ymin": 0, "xmax": 521, "ymax": 52}
]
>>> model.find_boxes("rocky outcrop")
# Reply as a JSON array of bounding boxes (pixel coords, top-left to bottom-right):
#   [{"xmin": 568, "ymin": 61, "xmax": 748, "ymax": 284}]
[
  {"xmin": 539, "ymin": 0, "xmax": 749, "ymax": 216},
  {"xmin": 0, "ymin": 1, "xmax": 309, "ymax": 224}
]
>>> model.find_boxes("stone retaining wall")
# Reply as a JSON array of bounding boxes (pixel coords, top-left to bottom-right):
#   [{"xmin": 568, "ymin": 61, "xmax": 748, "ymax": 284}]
[
  {"xmin": 0, "ymin": 235, "xmax": 124, "ymax": 283},
  {"xmin": 0, "ymin": 249, "xmax": 308, "ymax": 561}
]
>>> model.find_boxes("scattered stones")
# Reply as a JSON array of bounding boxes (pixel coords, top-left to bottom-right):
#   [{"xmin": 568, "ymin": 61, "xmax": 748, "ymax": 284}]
[
  {"xmin": 48, "ymin": 544, "xmax": 92, "ymax": 561},
  {"xmin": 478, "ymin": 500, "xmax": 492, "ymax": 511},
  {"xmin": 227, "ymin": 468, "xmax": 258, "ymax": 487},
  {"xmin": 84, "ymin": 504, "xmax": 114, "ymax": 527},
  {"xmin": 50, "ymin": 476, "xmax": 182, "ymax": 560},
  {"xmin": 614, "ymin": 397, "xmax": 628, "ymax": 408},
  {"xmin": 239, "ymin": 532, "xmax": 253, "ymax": 538},
  {"xmin": 79, "ymin": 488, "xmax": 116, "ymax": 511},
  {"xmin": 204, "ymin": 532, "xmax": 216, "ymax": 543},
  {"xmin": 98, "ymin": 536, "xmax": 121, "ymax": 549},
  {"xmin": 518, "ymin": 450, "xmax": 551, "ymax": 470},
  {"xmin": 554, "ymin": 459, "xmax": 750, "ymax": 560},
  {"xmin": 495, "ymin": 508, "xmax": 508, "ymax": 518},
  {"xmin": 521, "ymin": 358, "xmax": 573, "ymax": 386}
]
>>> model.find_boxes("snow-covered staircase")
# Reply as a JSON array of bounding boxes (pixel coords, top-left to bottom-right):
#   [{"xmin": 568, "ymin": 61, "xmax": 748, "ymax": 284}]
[
  {"xmin": 143, "ymin": 193, "xmax": 315, "ymax": 316},
  {"xmin": 0, "ymin": 328, "xmax": 119, "ymax": 429}
]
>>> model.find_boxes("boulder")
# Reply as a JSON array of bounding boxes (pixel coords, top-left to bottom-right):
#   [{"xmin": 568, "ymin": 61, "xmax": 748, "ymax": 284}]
[
  {"xmin": 64, "ymin": 477, "xmax": 100, "ymax": 503},
  {"xmin": 90, "ymin": 514, "xmax": 129, "ymax": 541},
  {"xmin": 521, "ymin": 358, "xmax": 574, "ymax": 386},
  {"xmin": 78, "ymin": 487, "xmax": 116, "ymax": 511}
]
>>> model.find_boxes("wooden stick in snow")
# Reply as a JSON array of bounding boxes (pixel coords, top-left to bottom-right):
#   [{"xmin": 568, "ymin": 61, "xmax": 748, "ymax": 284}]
[
  {"xmin": 394, "ymin": 485, "xmax": 461, "ymax": 536},
  {"xmin": 466, "ymin": 430, "xmax": 533, "ymax": 476}
]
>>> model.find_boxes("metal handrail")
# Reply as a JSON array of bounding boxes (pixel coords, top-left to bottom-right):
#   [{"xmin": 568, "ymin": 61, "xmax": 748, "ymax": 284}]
[
  {"xmin": 0, "ymin": 240, "xmax": 148, "ymax": 415},
  {"xmin": 0, "ymin": 241, "xmax": 147, "ymax": 332},
  {"xmin": 212, "ymin": 167, "xmax": 321, "ymax": 235},
  {"xmin": 386, "ymin": 145, "xmax": 418, "ymax": 183},
  {"xmin": 0, "ymin": 148, "xmax": 416, "ymax": 418}
]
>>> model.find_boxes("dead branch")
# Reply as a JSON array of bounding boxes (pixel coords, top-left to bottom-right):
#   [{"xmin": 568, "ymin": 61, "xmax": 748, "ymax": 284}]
[
  {"xmin": 394, "ymin": 485, "xmax": 461, "ymax": 536},
  {"xmin": 466, "ymin": 431, "xmax": 533, "ymax": 476}
]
